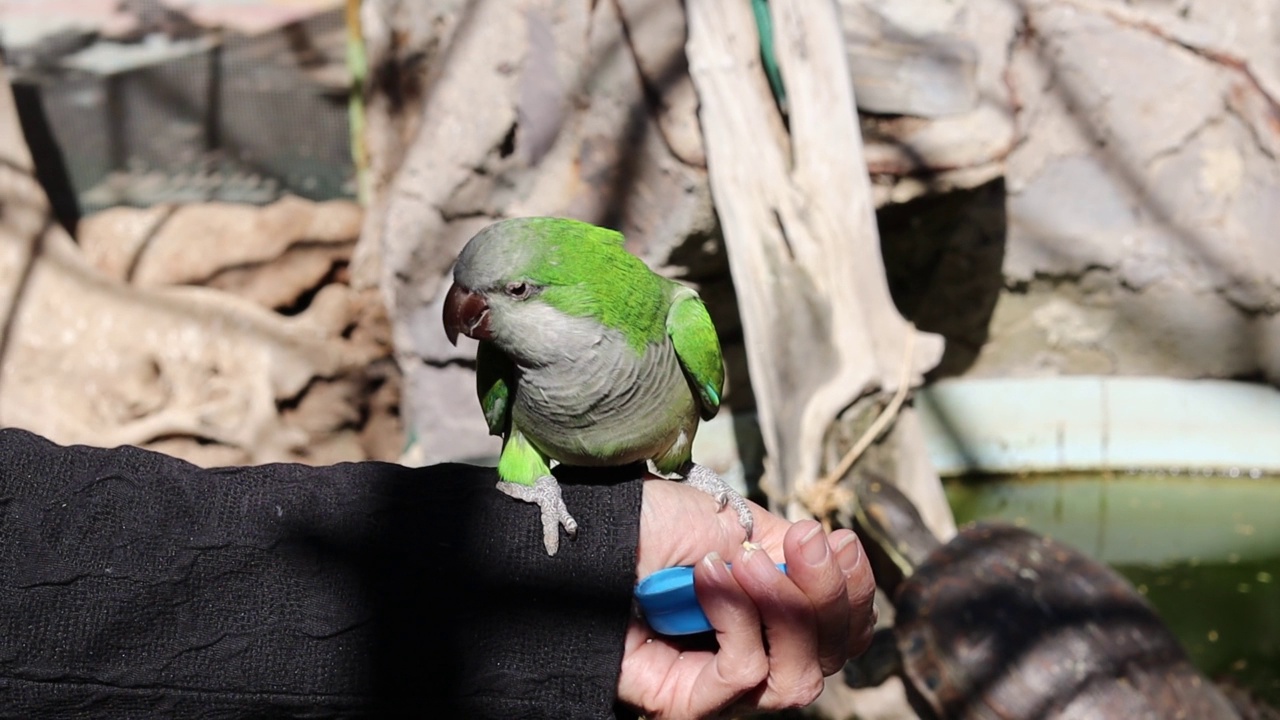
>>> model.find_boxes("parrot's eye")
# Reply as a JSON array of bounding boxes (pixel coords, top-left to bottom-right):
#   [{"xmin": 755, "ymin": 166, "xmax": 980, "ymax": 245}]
[{"xmin": 505, "ymin": 281, "xmax": 532, "ymax": 299}]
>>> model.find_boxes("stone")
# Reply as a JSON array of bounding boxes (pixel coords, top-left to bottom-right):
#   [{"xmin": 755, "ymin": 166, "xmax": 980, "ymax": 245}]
[
  {"xmin": 1, "ymin": 58, "xmax": 399, "ymax": 466},
  {"xmin": 989, "ymin": 0, "xmax": 1280, "ymax": 384},
  {"xmin": 1006, "ymin": 154, "xmax": 1139, "ymax": 282},
  {"xmin": 841, "ymin": 0, "xmax": 979, "ymax": 118},
  {"xmin": 80, "ymin": 195, "xmax": 363, "ymax": 312}
]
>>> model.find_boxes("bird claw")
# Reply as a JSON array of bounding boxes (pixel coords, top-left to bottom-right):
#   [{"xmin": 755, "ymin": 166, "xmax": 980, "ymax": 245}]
[
  {"xmin": 680, "ymin": 462, "xmax": 755, "ymax": 540},
  {"xmin": 497, "ymin": 475, "xmax": 578, "ymax": 556}
]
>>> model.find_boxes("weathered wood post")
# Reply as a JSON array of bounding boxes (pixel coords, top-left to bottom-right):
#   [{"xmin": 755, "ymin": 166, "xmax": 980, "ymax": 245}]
[{"xmin": 686, "ymin": 0, "xmax": 955, "ymax": 537}]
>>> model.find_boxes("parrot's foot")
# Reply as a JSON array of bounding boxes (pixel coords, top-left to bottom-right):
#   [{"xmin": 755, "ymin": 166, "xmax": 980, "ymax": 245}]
[
  {"xmin": 497, "ymin": 476, "xmax": 578, "ymax": 556},
  {"xmin": 680, "ymin": 462, "xmax": 754, "ymax": 540}
]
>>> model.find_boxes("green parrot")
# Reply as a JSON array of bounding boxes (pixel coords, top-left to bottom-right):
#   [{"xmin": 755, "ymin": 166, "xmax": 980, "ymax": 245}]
[{"xmin": 442, "ymin": 217, "xmax": 754, "ymax": 555}]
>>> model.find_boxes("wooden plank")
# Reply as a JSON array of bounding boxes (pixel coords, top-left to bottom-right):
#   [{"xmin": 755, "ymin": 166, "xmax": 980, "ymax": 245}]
[{"xmin": 686, "ymin": 0, "xmax": 954, "ymax": 538}]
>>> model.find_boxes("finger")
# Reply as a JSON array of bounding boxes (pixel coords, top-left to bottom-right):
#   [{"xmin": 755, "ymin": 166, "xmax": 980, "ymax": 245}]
[
  {"xmin": 731, "ymin": 543, "xmax": 826, "ymax": 709},
  {"xmin": 781, "ymin": 520, "xmax": 851, "ymax": 675},
  {"xmin": 830, "ymin": 529, "xmax": 877, "ymax": 657},
  {"xmin": 688, "ymin": 551, "xmax": 769, "ymax": 715}
]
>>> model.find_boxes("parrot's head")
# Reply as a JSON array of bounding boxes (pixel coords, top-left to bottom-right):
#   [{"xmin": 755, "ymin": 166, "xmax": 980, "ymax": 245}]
[{"xmin": 442, "ymin": 217, "xmax": 661, "ymax": 363}]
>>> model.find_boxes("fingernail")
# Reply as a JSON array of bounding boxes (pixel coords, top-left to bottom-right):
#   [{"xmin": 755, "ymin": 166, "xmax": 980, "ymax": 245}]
[
  {"xmin": 742, "ymin": 541, "xmax": 779, "ymax": 581},
  {"xmin": 835, "ymin": 533, "xmax": 864, "ymax": 575},
  {"xmin": 798, "ymin": 521, "xmax": 829, "ymax": 566},
  {"xmin": 702, "ymin": 550, "xmax": 728, "ymax": 580}
]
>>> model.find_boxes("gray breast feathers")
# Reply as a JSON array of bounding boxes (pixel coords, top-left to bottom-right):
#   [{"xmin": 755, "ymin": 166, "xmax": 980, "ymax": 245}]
[{"xmin": 511, "ymin": 318, "xmax": 695, "ymax": 465}]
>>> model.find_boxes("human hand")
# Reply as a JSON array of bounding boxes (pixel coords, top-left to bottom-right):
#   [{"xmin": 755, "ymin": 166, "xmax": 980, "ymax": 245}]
[{"xmin": 618, "ymin": 477, "xmax": 876, "ymax": 719}]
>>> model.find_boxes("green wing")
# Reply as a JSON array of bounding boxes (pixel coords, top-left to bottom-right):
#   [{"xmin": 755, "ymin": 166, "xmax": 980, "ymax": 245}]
[
  {"xmin": 475, "ymin": 340, "xmax": 515, "ymax": 436},
  {"xmin": 666, "ymin": 286, "xmax": 725, "ymax": 421},
  {"xmin": 476, "ymin": 341, "xmax": 551, "ymax": 486}
]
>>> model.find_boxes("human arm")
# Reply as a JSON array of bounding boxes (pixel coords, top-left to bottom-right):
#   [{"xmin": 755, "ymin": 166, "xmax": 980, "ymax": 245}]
[
  {"xmin": 0, "ymin": 427, "xmax": 876, "ymax": 720},
  {"xmin": 0, "ymin": 427, "xmax": 640, "ymax": 719}
]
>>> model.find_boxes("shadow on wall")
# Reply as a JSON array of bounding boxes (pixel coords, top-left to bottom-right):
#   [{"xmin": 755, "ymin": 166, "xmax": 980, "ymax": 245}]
[
  {"xmin": 11, "ymin": 82, "xmax": 80, "ymax": 235},
  {"xmin": 880, "ymin": 0, "xmax": 1279, "ymax": 388},
  {"xmin": 879, "ymin": 178, "xmax": 1008, "ymax": 380}
]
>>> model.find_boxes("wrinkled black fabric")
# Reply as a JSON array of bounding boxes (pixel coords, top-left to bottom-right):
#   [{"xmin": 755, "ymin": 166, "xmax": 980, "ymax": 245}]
[{"xmin": 0, "ymin": 428, "xmax": 643, "ymax": 719}]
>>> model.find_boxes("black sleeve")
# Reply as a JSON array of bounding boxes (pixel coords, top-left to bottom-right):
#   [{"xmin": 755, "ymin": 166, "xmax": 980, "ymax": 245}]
[{"xmin": 0, "ymin": 427, "xmax": 643, "ymax": 719}]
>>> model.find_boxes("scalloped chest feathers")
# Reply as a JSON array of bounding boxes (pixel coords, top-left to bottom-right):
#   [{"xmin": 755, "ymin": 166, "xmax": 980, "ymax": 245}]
[{"xmin": 510, "ymin": 315, "xmax": 695, "ymax": 467}]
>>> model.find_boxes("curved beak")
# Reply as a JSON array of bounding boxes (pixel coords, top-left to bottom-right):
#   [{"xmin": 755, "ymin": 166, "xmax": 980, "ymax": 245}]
[{"xmin": 442, "ymin": 283, "xmax": 492, "ymax": 344}]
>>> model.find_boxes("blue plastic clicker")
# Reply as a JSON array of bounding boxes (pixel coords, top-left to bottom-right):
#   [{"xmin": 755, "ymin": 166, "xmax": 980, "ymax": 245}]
[{"xmin": 634, "ymin": 563, "xmax": 789, "ymax": 635}]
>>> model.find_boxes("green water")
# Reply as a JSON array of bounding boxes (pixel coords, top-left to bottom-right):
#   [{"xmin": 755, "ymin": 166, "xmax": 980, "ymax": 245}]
[{"xmin": 946, "ymin": 472, "xmax": 1280, "ymax": 704}]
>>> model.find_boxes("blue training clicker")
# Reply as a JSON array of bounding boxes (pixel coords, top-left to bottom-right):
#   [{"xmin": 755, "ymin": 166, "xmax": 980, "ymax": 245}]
[{"xmin": 635, "ymin": 563, "xmax": 789, "ymax": 635}]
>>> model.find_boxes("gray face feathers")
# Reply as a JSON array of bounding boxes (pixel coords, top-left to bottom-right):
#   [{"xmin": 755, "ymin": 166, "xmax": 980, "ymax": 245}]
[
  {"xmin": 452, "ymin": 217, "xmax": 556, "ymax": 292},
  {"xmin": 446, "ymin": 217, "xmax": 592, "ymax": 364}
]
